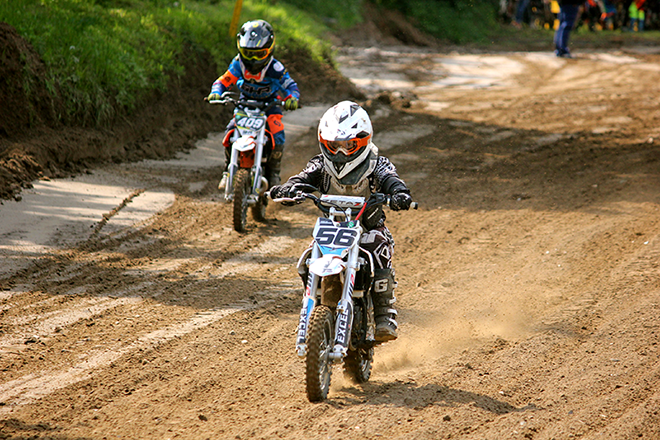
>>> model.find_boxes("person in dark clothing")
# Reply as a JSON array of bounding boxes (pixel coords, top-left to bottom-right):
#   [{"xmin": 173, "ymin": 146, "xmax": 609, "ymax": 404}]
[
  {"xmin": 554, "ymin": 0, "xmax": 584, "ymax": 57},
  {"xmin": 269, "ymin": 101, "xmax": 413, "ymax": 342},
  {"xmin": 512, "ymin": 0, "xmax": 532, "ymax": 27}
]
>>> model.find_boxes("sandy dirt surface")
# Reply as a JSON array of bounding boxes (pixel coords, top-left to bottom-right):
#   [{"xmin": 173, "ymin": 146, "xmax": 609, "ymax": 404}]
[{"xmin": 1, "ymin": 44, "xmax": 660, "ymax": 440}]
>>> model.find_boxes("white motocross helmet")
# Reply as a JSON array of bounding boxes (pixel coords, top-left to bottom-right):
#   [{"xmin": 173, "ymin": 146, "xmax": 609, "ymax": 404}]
[{"xmin": 318, "ymin": 101, "xmax": 376, "ymax": 183}]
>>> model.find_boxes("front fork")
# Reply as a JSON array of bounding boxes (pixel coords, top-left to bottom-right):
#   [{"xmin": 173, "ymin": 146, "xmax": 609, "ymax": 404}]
[
  {"xmin": 295, "ymin": 250, "xmax": 357, "ymax": 363},
  {"xmin": 295, "ymin": 273, "xmax": 317, "ymax": 357},
  {"xmin": 330, "ymin": 269, "xmax": 356, "ymax": 362},
  {"xmin": 296, "ymin": 245, "xmax": 319, "ymax": 357}
]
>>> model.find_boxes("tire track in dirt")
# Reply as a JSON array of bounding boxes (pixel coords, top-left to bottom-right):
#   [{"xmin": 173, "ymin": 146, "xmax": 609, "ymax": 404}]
[
  {"xmin": 0, "ymin": 306, "xmax": 243, "ymax": 412},
  {"xmin": 0, "ymin": 296, "xmax": 143, "ymax": 349},
  {"xmin": 0, "ymin": 181, "xmax": 307, "ymax": 413},
  {"xmin": 2, "ymin": 47, "xmax": 660, "ymax": 439}
]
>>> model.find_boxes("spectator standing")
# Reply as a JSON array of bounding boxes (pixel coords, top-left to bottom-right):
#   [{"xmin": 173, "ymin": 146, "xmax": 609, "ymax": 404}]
[
  {"xmin": 582, "ymin": 0, "xmax": 601, "ymax": 30},
  {"xmin": 512, "ymin": 0, "xmax": 532, "ymax": 27},
  {"xmin": 554, "ymin": 0, "xmax": 584, "ymax": 57},
  {"xmin": 598, "ymin": 0, "xmax": 617, "ymax": 30},
  {"xmin": 629, "ymin": 0, "xmax": 647, "ymax": 31}
]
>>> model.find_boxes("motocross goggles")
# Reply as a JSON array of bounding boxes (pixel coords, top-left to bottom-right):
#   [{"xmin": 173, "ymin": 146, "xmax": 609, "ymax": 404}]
[
  {"xmin": 238, "ymin": 45, "xmax": 273, "ymax": 61},
  {"xmin": 319, "ymin": 134, "xmax": 371, "ymax": 156}
]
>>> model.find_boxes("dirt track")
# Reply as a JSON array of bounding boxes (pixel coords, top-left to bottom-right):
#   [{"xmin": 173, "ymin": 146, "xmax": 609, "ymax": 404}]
[{"xmin": 1, "ymin": 46, "xmax": 660, "ymax": 440}]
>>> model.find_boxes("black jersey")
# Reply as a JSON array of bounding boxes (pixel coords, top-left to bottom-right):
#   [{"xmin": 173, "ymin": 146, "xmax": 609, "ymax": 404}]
[{"xmin": 281, "ymin": 152, "xmax": 410, "ymax": 230}]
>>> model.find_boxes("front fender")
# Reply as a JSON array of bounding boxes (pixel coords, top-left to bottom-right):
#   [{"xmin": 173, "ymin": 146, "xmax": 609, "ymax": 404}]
[
  {"xmin": 309, "ymin": 254, "xmax": 346, "ymax": 277},
  {"xmin": 233, "ymin": 135, "xmax": 256, "ymax": 152}
]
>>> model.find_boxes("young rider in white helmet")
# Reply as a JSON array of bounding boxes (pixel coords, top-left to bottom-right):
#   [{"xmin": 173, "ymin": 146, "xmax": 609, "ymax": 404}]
[{"xmin": 270, "ymin": 101, "xmax": 413, "ymax": 342}]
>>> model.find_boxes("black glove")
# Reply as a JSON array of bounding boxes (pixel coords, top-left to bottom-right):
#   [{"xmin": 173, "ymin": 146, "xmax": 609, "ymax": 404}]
[
  {"xmin": 390, "ymin": 192, "xmax": 412, "ymax": 211},
  {"xmin": 269, "ymin": 185, "xmax": 290, "ymax": 200}
]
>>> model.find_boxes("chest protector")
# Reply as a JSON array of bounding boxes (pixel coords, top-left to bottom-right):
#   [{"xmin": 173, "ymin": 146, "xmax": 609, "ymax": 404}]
[
  {"xmin": 327, "ymin": 151, "xmax": 377, "ymax": 197},
  {"xmin": 325, "ymin": 150, "xmax": 382, "ymax": 230}
]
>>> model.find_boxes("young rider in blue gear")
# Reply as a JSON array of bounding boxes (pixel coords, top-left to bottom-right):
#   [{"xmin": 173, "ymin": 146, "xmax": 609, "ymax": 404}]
[
  {"xmin": 208, "ymin": 19, "xmax": 300, "ymax": 188},
  {"xmin": 270, "ymin": 101, "xmax": 413, "ymax": 342}
]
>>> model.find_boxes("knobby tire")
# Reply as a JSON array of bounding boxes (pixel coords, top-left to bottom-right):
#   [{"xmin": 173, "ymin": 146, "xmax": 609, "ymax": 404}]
[
  {"xmin": 233, "ymin": 169, "xmax": 250, "ymax": 233},
  {"xmin": 306, "ymin": 305, "xmax": 334, "ymax": 402}
]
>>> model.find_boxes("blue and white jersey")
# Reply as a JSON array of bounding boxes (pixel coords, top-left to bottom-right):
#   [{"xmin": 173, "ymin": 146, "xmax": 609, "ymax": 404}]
[{"xmin": 211, "ymin": 56, "xmax": 300, "ymax": 101}]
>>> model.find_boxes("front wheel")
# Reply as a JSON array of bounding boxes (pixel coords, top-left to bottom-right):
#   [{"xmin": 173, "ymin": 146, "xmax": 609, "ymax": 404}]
[
  {"xmin": 232, "ymin": 169, "xmax": 250, "ymax": 233},
  {"xmin": 306, "ymin": 305, "xmax": 334, "ymax": 402}
]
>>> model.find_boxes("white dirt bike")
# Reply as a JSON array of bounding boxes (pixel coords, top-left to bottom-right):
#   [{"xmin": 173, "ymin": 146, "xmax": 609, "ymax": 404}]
[
  {"xmin": 208, "ymin": 92, "xmax": 284, "ymax": 232},
  {"xmin": 271, "ymin": 185, "xmax": 417, "ymax": 402}
]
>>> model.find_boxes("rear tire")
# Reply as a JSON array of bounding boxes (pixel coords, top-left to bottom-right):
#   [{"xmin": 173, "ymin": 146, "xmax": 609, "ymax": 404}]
[
  {"xmin": 233, "ymin": 169, "xmax": 250, "ymax": 233},
  {"xmin": 344, "ymin": 347, "xmax": 373, "ymax": 383},
  {"xmin": 306, "ymin": 305, "xmax": 334, "ymax": 402}
]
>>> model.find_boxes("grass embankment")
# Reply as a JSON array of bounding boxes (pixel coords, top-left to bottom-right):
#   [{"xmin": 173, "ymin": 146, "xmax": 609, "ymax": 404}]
[{"xmin": 0, "ymin": 0, "xmax": 356, "ymax": 127}]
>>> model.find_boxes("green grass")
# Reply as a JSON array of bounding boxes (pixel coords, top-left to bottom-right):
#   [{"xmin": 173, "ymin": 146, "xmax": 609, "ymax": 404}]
[
  {"xmin": 0, "ymin": 0, "xmax": 336, "ymax": 127},
  {"xmin": 374, "ymin": 0, "xmax": 660, "ymax": 49},
  {"xmin": 272, "ymin": 0, "xmax": 364, "ymax": 28}
]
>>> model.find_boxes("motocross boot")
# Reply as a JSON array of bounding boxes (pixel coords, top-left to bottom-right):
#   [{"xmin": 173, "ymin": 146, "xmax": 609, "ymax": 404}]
[
  {"xmin": 218, "ymin": 147, "xmax": 231, "ymax": 190},
  {"xmin": 266, "ymin": 144, "xmax": 284, "ymax": 188},
  {"xmin": 373, "ymin": 268, "xmax": 398, "ymax": 342}
]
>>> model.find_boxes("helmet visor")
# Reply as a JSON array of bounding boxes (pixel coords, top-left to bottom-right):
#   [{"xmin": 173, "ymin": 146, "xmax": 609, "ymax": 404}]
[
  {"xmin": 239, "ymin": 46, "xmax": 272, "ymax": 61},
  {"xmin": 320, "ymin": 135, "xmax": 371, "ymax": 156}
]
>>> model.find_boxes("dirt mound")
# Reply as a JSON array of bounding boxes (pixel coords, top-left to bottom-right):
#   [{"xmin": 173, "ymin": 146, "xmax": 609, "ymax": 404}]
[
  {"xmin": 334, "ymin": 2, "xmax": 439, "ymax": 48},
  {"xmin": 0, "ymin": 23, "xmax": 361, "ymax": 201},
  {"xmin": 0, "ymin": 22, "xmax": 63, "ymax": 199},
  {"xmin": 0, "ymin": 23, "xmax": 63, "ymax": 138}
]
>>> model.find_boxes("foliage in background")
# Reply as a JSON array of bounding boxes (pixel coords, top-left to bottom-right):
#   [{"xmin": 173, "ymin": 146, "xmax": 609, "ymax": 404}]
[
  {"xmin": 0, "ymin": 0, "xmax": 506, "ymax": 128},
  {"xmin": 0, "ymin": 0, "xmax": 334, "ymax": 126},
  {"xmin": 373, "ymin": 0, "xmax": 501, "ymax": 43},
  {"xmin": 275, "ymin": 0, "xmax": 364, "ymax": 28}
]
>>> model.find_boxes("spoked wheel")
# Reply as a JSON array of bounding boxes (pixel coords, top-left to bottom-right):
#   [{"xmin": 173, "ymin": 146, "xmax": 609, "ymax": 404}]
[
  {"xmin": 344, "ymin": 347, "xmax": 373, "ymax": 383},
  {"xmin": 232, "ymin": 169, "xmax": 250, "ymax": 233},
  {"xmin": 251, "ymin": 191, "xmax": 267, "ymax": 222},
  {"xmin": 306, "ymin": 305, "xmax": 334, "ymax": 402}
]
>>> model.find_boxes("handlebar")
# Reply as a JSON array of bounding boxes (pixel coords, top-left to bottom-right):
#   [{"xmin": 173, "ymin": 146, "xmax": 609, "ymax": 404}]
[
  {"xmin": 267, "ymin": 186, "xmax": 418, "ymax": 214},
  {"xmin": 205, "ymin": 92, "xmax": 285, "ymax": 112}
]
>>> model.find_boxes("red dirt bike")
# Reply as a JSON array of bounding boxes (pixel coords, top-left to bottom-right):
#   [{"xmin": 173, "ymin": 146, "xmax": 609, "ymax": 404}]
[{"xmin": 208, "ymin": 92, "xmax": 285, "ymax": 232}]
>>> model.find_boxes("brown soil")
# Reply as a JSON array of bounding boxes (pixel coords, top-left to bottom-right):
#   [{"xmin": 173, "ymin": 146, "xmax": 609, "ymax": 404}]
[{"xmin": 2, "ymin": 9, "xmax": 660, "ymax": 440}]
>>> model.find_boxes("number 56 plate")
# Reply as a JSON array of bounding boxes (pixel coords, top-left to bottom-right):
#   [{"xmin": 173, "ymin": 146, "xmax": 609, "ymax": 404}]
[{"xmin": 313, "ymin": 217, "xmax": 359, "ymax": 249}]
